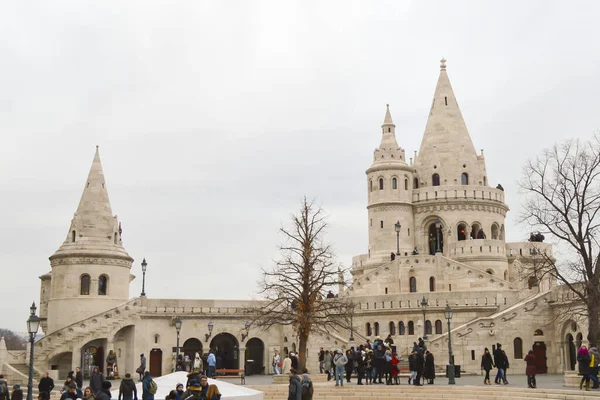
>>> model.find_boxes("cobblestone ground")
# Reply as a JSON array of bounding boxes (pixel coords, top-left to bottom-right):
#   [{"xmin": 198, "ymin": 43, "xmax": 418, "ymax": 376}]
[{"xmin": 244, "ymin": 373, "xmax": 596, "ymax": 392}]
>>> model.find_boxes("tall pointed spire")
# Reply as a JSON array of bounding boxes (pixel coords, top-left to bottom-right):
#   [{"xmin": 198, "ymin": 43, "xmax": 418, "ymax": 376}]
[
  {"xmin": 382, "ymin": 104, "xmax": 394, "ymax": 126},
  {"xmin": 372, "ymin": 104, "xmax": 407, "ymax": 164},
  {"xmin": 414, "ymin": 58, "xmax": 487, "ymax": 186},
  {"xmin": 51, "ymin": 147, "xmax": 131, "ymax": 259}
]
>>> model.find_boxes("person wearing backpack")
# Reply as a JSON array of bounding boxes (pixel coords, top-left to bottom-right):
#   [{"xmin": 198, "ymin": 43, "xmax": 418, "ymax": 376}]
[
  {"xmin": 0, "ymin": 375, "xmax": 9, "ymax": 400},
  {"xmin": 11, "ymin": 385, "xmax": 23, "ymax": 400},
  {"xmin": 300, "ymin": 373, "xmax": 313, "ymax": 400},
  {"xmin": 142, "ymin": 372, "xmax": 156, "ymax": 400}
]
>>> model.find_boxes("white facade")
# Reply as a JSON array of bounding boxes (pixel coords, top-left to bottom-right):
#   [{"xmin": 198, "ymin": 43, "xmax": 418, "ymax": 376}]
[{"xmin": 32, "ymin": 60, "xmax": 587, "ymax": 380}]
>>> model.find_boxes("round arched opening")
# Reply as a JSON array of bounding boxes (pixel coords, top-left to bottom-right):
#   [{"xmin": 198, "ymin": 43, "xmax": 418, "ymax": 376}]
[
  {"xmin": 428, "ymin": 222, "xmax": 443, "ymax": 255},
  {"xmin": 182, "ymin": 338, "xmax": 203, "ymax": 363},
  {"xmin": 566, "ymin": 333, "xmax": 576, "ymax": 371},
  {"xmin": 210, "ymin": 333, "xmax": 240, "ymax": 369},
  {"xmin": 457, "ymin": 224, "xmax": 467, "ymax": 241},
  {"xmin": 245, "ymin": 338, "xmax": 265, "ymax": 376}
]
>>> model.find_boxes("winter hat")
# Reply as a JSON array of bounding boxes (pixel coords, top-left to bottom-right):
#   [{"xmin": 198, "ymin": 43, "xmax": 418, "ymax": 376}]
[
  {"xmin": 188, "ymin": 379, "xmax": 200, "ymax": 388},
  {"xmin": 496, "ymin": 343, "xmax": 501, "ymax": 348},
  {"xmin": 484, "ymin": 347, "xmax": 489, "ymax": 351},
  {"xmin": 101, "ymin": 381, "xmax": 112, "ymax": 390},
  {"xmin": 13, "ymin": 385, "xmax": 20, "ymax": 390},
  {"xmin": 176, "ymin": 383, "xmax": 183, "ymax": 390}
]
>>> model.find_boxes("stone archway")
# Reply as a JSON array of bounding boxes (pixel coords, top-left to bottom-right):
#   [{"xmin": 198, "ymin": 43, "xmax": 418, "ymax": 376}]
[
  {"xmin": 182, "ymin": 338, "xmax": 203, "ymax": 362},
  {"xmin": 48, "ymin": 352, "xmax": 72, "ymax": 380},
  {"xmin": 566, "ymin": 333, "xmax": 576, "ymax": 371},
  {"xmin": 427, "ymin": 223, "xmax": 443, "ymax": 255},
  {"xmin": 210, "ymin": 333, "xmax": 239, "ymax": 369},
  {"xmin": 245, "ymin": 338, "xmax": 265, "ymax": 376},
  {"xmin": 81, "ymin": 339, "xmax": 106, "ymax": 378}
]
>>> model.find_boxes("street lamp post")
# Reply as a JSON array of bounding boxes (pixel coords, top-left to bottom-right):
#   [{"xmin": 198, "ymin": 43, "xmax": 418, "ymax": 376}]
[
  {"xmin": 174, "ymin": 317, "xmax": 182, "ymax": 363},
  {"xmin": 349, "ymin": 309, "xmax": 355, "ymax": 342},
  {"xmin": 26, "ymin": 302, "xmax": 41, "ymax": 400},
  {"xmin": 445, "ymin": 305, "xmax": 455, "ymax": 384},
  {"xmin": 421, "ymin": 296, "xmax": 428, "ymax": 340},
  {"xmin": 141, "ymin": 258, "xmax": 148, "ymax": 297},
  {"xmin": 435, "ymin": 219, "xmax": 442, "ymax": 253},
  {"xmin": 394, "ymin": 221, "xmax": 402, "ymax": 255}
]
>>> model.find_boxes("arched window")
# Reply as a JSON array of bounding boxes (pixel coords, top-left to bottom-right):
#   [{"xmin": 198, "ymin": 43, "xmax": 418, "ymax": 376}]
[
  {"xmin": 457, "ymin": 223, "xmax": 467, "ymax": 241},
  {"xmin": 366, "ymin": 323, "xmax": 372, "ymax": 336},
  {"xmin": 413, "ymin": 178, "xmax": 419, "ymax": 189},
  {"xmin": 114, "ymin": 233, "xmax": 118, "ymax": 244},
  {"xmin": 491, "ymin": 224, "xmax": 499, "ymax": 240},
  {"xmin": 432, "ymin": 174, "xmax": 440, "ymax": 186},
  {"xmin": 369, "ymin": 179, "xmax": 373, "ymax": 192},
  {"xmin": 80, "ymin": 274, "xmax": 90, "ymax": 295},
  {"xmin": 429, "ymin": 277, "xmax": 435, "ymax": 292},
  {"xmin": 534, "ymin": 329, "xmax": 544, "ymax": 336},
  {"xmin": 399, "ymin": 322, "xmax": 405, "ymax": 335},
  {"xmin": 409, "ymin": 277, "xmax": 417, "ymax": 293},
  {"xmin": 379, "ymin": 178, "xmax": 384, "ymax": 190},
  {"xmin": 72, "ymin": 230, "xmax": 76, "ymax": 243},
  {"xmin": 389, "ymin": 321, "xmax": 396, "ymax": 336},
  {"xmin": 513, "ymin": 337, "xmax": 523, "ymax": 359},
  {"xmin": 504, "ymin": 271, "xmax": 508, "ymax": 281},
  {"xmin": 98, "ymin": 275, "xmax": 108, "ymax": 296},
  {"xmin": 404, "ymin": 179, "xmax": 408, "ymax": 190},
  {"xmin": 435, "ymin": 320, "xmax": 442, "ymax": 334},
  {"xmin": 576, "ymin": 332, "xmax": 583, "ymax": 348},
  {"xmin": 408, "ymin": 321, "xmax": 414, "ymax": 335},
  {"xmin": 483, "ymin": 176, "xmax": 487, "ymax": 186},
  {"xmin": 392, "ymin": 178, "xmax": 397, "ymax": 190},
  {"xmin": 461, "ymin": 173, "xmax": 469, "ymax": 185},
  {"xmin": 374, "ymin": 322, "xmax": 380, "ymax": 336},
  {"xmin": 425, "ymin": 320, "xmax": 432, "ymax": 335}
]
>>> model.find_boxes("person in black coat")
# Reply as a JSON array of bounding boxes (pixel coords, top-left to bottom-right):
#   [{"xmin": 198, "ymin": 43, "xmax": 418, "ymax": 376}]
[
  {"xmin": 90, "ymin": 367, "xmax": 105, "ymax": 395},
  {"xmin": 424, "ymin": 351, "xmax": 435, "ymax": 384},
  {"xmin": 408, "ymin": 352, "xmax": 417, "ymax": 385},
  {"xmin": 493, "ymin": 344, "xmax": 509, "ymax": 384},
  {"xmin": 95, "ymin": 381, "xmax": 112, "ymax": 400},
  {"xmin": 344, "ymin": 350, "xmax": 354, "ymax": 383},
  {"xmin": 480, "ymin": 348, "xmax": 494, "ymax": 385},
  {"xmin": 11, "ymin": 385, "xmax": 23, "ymax": 400},
  {"xmin": 355, "ymin": 347, "xmax": 365, "ymax": 386},
  {"xmin": 38, "ymin": 372, "xmax": 55, "ymax": 400},
  {"xmin": 413, "ymin": 350, "xmax": 424, "ymax": 386},
  {"xmin": 75, "ymin": 368, "xmax": 83, "ymax": 390}
]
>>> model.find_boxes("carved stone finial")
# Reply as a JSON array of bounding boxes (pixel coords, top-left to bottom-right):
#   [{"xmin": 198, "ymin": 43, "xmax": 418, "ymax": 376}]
[{"xmin": 440, "ymin": 57, "xmax": 447, "ymax": 70}]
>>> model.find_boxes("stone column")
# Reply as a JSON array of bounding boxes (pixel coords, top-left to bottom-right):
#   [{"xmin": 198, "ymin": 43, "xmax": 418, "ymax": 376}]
[
  {"xmin": 0, "ymin": 337, "xmax": 7, "ymax": 374},
  {"xmin": 238, "ymin": 346, "xmax": 245, "ymax": 372}
]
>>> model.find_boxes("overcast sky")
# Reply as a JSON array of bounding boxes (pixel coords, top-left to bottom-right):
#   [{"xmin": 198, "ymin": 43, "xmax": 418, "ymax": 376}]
[{"xmin": 1, "ymin": 1, "xmax": 599, "ymax": 332}]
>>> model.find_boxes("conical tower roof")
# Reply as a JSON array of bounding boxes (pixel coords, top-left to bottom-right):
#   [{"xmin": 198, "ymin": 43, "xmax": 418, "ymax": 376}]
[
  {"xmin": 371, "ymin": 105, "xmax": 408, "ymax": 166},
  {"xmin": 50, "ymin": 147, "xmax": 132, "ymax": 261},
  {"xmin": 414, "ymin": 58, "xmax": 487, "ymax": 186}
]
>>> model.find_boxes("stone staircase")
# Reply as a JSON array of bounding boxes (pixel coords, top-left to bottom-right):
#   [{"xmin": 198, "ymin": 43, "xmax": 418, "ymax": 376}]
[
  {"xmin": 251, "ymin": 383, "xmax": 600, "ymax": 400},
  {"xmin": 34, "ymin": 298, "xmax": 141, "ymax": 367},
  {"xmin": 10, "ymin": 363, "xmax": 42, "ymax": 381}
]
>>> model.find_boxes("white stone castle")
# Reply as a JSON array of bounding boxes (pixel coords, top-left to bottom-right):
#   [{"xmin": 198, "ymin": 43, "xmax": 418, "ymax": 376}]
[{"xmin": 21, "ymin": 59, "xmax": 586, "ymax": 381}]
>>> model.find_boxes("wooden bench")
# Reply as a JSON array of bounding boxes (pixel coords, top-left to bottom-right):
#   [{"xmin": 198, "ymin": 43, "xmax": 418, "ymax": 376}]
[{"xmin": 214, "ymin": 369, "xmax": 245, "ymax": 385}]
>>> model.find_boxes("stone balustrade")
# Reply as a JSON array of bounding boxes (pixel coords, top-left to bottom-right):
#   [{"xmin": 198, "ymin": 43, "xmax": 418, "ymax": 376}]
[
  {"xmin": 448, "ymin": 238, "xmax": 507, "ymax": 256},
  {"xmin": 412, "ymin": 185, "xmax": 506, "ymax": 204}
]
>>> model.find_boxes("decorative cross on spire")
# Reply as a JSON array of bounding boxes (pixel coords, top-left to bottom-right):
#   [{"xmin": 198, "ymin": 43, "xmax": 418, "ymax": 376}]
[{"xmin": 440, "ymin": 57, "xmax": 447, "ymax": 70}]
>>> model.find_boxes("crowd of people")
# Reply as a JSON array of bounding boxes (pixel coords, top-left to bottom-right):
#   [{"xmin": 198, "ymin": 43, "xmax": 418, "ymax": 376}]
[{"xmin": 174, "ymin": 351, "xmax": 217, "ymax": 379}]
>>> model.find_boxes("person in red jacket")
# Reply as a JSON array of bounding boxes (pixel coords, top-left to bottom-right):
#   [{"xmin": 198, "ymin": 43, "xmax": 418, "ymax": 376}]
[
  {"xmin": 524, "ymin": 350, "xmax": 537, "ymax": 388},
  {"xmin": 391, "ymin": 353, "xmax": 400, "ymax": 385}
]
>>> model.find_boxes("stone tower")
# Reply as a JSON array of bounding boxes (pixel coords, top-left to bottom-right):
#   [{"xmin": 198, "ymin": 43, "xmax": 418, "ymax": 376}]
[
  {"xmin": 365, "ymin": 105, "xmax": 415, "ymax": 264},
  {"xmin": 40, "ymin": 147, "xmax": 134, "ymax": 333},
  {"xmin": 412, "ymin": 59, "xmax": 509, "ymax": 277}
]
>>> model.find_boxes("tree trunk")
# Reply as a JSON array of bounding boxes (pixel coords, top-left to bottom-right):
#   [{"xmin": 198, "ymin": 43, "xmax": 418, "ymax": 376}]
[
  {"xmin": 298, "ymin": 329, "xmax": 309, "ymax": 373},
  {"xmin": 588, "ymin": 297, "xmax": 600, "ymax": 347}
]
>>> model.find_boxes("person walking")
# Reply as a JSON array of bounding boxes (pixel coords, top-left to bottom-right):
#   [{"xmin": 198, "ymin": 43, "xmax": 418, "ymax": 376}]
[
  {"xmin": 318, "ymin": 348, "xmax": 325, "ymax": 374},
  {"xmin": 493, "ymin": 344, "xmax": 509, "ymax": 385},
  {"xmin": 0, "ymin": 375, "xmax": 10, "ymax": 400},
  {"xmin": 481, "ymin": 348, "xmax": 494, "ymax": 385},
  {"xmin": 95, "ymin": 382, "xmax": 112, "ymax": 400},
  {"xmin": 524, "ymin": 350, "xmax": 537, "ymax": 388},
  {"xmin": 355, "ymin": 347, "xmax": 365, "ymax": 385},
  {"xmin": 413, "ymin": 349, "xmax": 424, "ymax": 386},
  {"xmin": 408, "ymin": 352, "xmax": 417, "ymax": 385},
  {"xmin": 424, "ymin": 350, "xmax": 435, "ymax": 385},
  {"xmin": 11, "ymin": 385, "xmax": 23, "ymax": 400},
  {"xmin": 273, "ymin": 350, "xmax": 281, "ymax": 375},
  {"xmin": 287, "ymin": 369, "xmax": 302, "ymax": 400},
  {"xmin": 590, "ymin": 347, "xmax": 600, "ymax": 389},
  {"xmin": 75, "ymin": 368, "xmax": 83, "ymax": 390},
  {"xmin": 333, "ymin": 350, "xmax": 348, "ymax": 387},
  {"xmin": 344, "ymin": 350, "xmax": 354, "ymax": 383},
  {"xmin": 142, "ymin": 372, "xmax": 155, "ymax": 400},
  {"xmin": 118, "ymin": 373, "xmax": 138, "ymax": 400},
  {"xmin": 578, "ymin": 345, "xmax": 592, "ymax": 391},
  {"xmin": 391, "ymin": 352, "xmax": 400, "ymax": 385},
  {"xmin": 323, "ymin": 351, "xmax": 332, "ymax": 381},
  {"xmin": 137, "ymin": 354, "xmax": 147, "ymax": 382},
  {"xmin": 90, "ymin": 367, "xmax": 104, "ymax": 395},
  {"xmin": 38, "ymin": 372, "xmax": 55, "ymax": 400},
  {"xmin": 282, "ymin": 353, "xmax": 292, "ymax": 375},
  {"xmin": 300, "ymin": 373, "xmax": 313, "ymax": 400},
  {"xmin": 207, "ymin": 351, "xmax": 216, "ymax": 378}
]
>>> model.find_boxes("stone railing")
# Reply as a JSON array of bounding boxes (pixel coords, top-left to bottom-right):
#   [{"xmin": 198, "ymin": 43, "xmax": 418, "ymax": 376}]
[
  {"xmin": 448, "ymin": 239, "xmax": 507, "ymax": 257},
  {"xmin": 412, "ymin": 185, "xmax": 506, "ymax": 204},
  {"xmin": 506, "ymin": 241, "xmax": 553, "ymax": 258}
]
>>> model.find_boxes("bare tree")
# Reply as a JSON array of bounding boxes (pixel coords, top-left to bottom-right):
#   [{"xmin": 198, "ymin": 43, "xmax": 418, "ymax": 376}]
[
  {"xmin": 520, "ymin": 134, "xmax": 600, "ymax": 346},
  {"xmin": 0, "ymin": 329, "xmax": 27, "ymax": 349},
  {"xmin": 244, "ymin": 198, "xmax": 352, "ymax": 371}
]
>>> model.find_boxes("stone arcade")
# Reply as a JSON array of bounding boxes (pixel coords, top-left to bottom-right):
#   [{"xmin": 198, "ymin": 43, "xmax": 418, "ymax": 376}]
[{"xmin": 24, "ymin": 59, "xmax": 587, "ymax": 380}]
